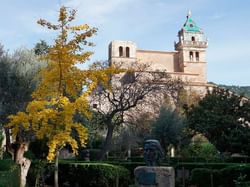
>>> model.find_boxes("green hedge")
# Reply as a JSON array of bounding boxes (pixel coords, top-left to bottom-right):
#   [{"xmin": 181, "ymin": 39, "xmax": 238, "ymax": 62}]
[
  {"xmin": 188, "ymin": 164, "xmax": 250, "ymax": 187},
  {"xmin": 0, "ymin": 160, "xmax": 20, "ymax": 187},
  {"xmin": 190, "ymin": 168, "xmax": 221, "ymax": 187},
  {"xmin": 175, "ymin": 162, "xmax": 235, "ymax": 170},
  {"xmin": 220, "ymin": 164, "xmax": 250, "ymax": 187},
  {"xmin": 106, "ymin": 161, "xmax": 146, "ymax": 180},
  {"xmin": 44, "ymin": 162, "xmax": 131, "ymax": 187},
  {"xmin": 162, "ymin": 156, "xmax": 250, "ymax": 164}
]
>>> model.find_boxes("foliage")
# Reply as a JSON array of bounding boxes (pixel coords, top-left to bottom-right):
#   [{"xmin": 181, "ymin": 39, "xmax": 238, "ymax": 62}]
[
  {"xmin": 125, "ymin": 111, "xmax": 155, "ymax": 147},
  {"xmin": 90, "ymin": 61, "xmax": 183, "ymax": 159},
  {"xmin": 174, "ymin": 88, "xmax": 201, "ymax": 114},
  {"xmin": 188, "ymin": 164, "xmax": 250, "ymax": 187},
  {"xmin": 0, "ymin": 160, "xmax": 20, "ymax": 187},
  {"xmin": 189, "ymin": 168, "xmax": 221, "ymax": 187},
  {"xmin": 219, "ymin": 84, "xmax": 250, "ymax": 99},
  {"xmin": 186, "ymin": 88, "xmax": 250, "ymax": 155},
  {"xmin": 25, "ymin": 139, "xmax": 49, "ymax": 160},
  {"xmin": 220, "ymin": 164, "xmax": 250, "ymax": 187},
  {"xmin": 112, "ymin": 126, "xmax": 142, "ymax": 158},
  {"xmin": 34, "ymin": 40, "xmax": 50, "ymax": 56},
  {"xmin": 78, "ymin": 149, "xmax": 103, "ymax": 161},
  {"xmin": 0, "ymin": 46, "xmax": 42, "ymax": 127},
  {"xmin": 182, "ymin": 139, "xmax": 219, "ymax": 161},
  {"xmin": 26, "ymin": 160, "xmax": 53, "ymax": 187},
  {"xmin": 51, "ymin": 162, "xmax": 131, "ymax": 187},
  {"xmin": 76, "ymin": 111, "xmax": 106, "ymax": 149},
  {"xmin": 0, "ymin": 159, "xmax": 16, "ymax": 171},
  {"xmin": 151, "ymin": 107, "xmax": 187, "ymax": 153},
  {"xmin": 6, "ymin": 6, "xmax": 119, "ymax": 162}
]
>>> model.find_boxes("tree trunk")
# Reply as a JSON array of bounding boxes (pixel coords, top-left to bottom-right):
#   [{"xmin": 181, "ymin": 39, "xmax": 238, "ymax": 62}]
[
  {"xmin": 14, "ymin": 142, "xmax": 31, "ymax": 187},
  {"xmin": 4, "ymin": 128, "xmax": 14, "ymax": 159},
  {"xmin": 54, "ymin": 150, "xmax": 59, "ymax": 187},
  {"xmin": 99, "ymin": 124, "xmax": 115, "ymax": 160}
]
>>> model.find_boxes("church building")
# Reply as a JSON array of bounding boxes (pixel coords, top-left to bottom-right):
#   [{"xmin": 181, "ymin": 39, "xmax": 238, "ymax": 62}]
[{"xmin": 108, "ymin": 11, "xmax": 212, "ymax": 94}]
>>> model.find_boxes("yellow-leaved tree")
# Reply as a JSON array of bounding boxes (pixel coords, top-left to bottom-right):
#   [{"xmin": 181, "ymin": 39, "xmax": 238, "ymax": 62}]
[{"xmin": 6, "ymin": 6, "xmax": 119, "ymax": 187}]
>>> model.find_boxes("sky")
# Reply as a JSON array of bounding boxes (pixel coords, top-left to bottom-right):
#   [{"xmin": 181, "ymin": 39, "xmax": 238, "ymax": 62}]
[{"xmin": 0, "ymin": 0, "xmax": 250, "ymax": 86}]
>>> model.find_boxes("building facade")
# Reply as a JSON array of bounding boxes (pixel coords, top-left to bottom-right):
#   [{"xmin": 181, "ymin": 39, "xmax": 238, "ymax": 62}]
[{"xmin": 108, "ymin": 11, "xmax": 212, "ymax": 95}]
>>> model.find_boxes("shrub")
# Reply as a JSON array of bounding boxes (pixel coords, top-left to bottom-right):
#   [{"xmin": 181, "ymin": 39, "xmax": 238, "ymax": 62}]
[
  {"xmin": 181, "ymin": 142, "xmax": 219, "ymax": 161},
  {"xmin": 50, "ymin": 162, "xmax": 131, "ymax": 187},
  {"xmin": 107, "ymin": 161, "xmax": 146, "ymax": 179},
  {"xmin": 26, "ymin": 160, "xmax": 53, "ymax": 187},
  {"xmin": 175, "ymin": 162, "xmax": 232, "ymax": 170},
  {"xmin": 189, "ymin": 168, "xmax": 221, "ymax": 187},
  {"xmin": 187, "ymin": 164, "xmax": 250, "ymax": 187},
  {"xmin": 0, "ymin": 159, "xmax": 16, "ymax": 171},
  {"xmin": 0, "ymin": 160, "xmax": 20, "ymax": 187},
  {"xmin": 220, "ymin": 164, "xmax": 250, "ymax": 187}
]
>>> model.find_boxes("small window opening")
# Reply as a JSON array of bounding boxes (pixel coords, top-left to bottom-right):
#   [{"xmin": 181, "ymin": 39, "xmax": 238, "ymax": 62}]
[
  {"xmin": 189, "ymin": 51, "xmax": 193, "ymax": 61},
  {"xmin": 126, "ymin": 47, "xmax": 130, "ymax": 57},
  {"xmin": 196, "ymin": 52, "xmax": 199, "ymax": 61},
  {"xmin": 119, "ymin": 46, "xmax": 123, "ymax": 57},
  {"xmin": 191, "ymin": 36, "xmax": 195, "ymax": 41}
]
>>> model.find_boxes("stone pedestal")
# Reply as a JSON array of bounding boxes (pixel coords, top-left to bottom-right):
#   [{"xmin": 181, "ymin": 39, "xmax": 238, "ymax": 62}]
[{"xmin": 134, "ymin": 166, "xmax": 175, "ymax": 187}]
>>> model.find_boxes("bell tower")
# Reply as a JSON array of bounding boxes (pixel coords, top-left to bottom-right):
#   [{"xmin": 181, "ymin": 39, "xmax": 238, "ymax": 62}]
[{"xmin": 175, "ymin": 11, "xmax": 208, "ymax": 83}]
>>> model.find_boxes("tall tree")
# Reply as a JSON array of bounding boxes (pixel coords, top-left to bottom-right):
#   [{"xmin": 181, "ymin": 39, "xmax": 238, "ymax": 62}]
[
  {"xmin": 151, "ymin": 107, "xmax": 187, "ymax": 154},
  {"xmin": 0, "ymin": 46, "xmax": 42, "ymax": 156},
  {"xmin": 186, "ymin": 88, "xmax": 250, "ymax": 155},
  {"xmin": 90, "ymin": 61, "xmax": 183, "ymax": 160},
  {"xmin": 6, "ymin": 7, "xmax": 114, "ymax": 187}
]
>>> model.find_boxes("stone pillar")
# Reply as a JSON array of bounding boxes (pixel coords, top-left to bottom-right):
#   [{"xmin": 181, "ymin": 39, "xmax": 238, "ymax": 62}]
[{"xmin": 134, "ymin": 166, "xmax": 175, "ymax": 187}]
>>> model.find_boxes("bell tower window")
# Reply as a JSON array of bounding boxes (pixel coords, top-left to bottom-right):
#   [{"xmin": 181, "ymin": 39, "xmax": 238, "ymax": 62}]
[
  {"xmin": 119, "ymin": 46, "xmax": 123, "ymax": 57},
  {"xmin": 191, "ymin": 36, "xmax": 195, "ymax": 41},
  {"xmin": 195, "ymin": 52, "xmax": 199, "ymax": 61},
  {"xmin": 189, "ymin": 51, "xmax": 193, "ymax": 61},
  {"xmin": 126, "ymin": 47, "xmax": 130, "ymax": 57}
]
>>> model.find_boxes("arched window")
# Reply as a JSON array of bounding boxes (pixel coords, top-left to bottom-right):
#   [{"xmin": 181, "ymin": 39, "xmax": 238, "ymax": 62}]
[
  {"xmin": 196, "ymin": 52, "xmax": 199, "ymax": 61},
  {"xmin": 126, "ymin": 47, "xmax": 130, "ymax": 57},
  {"xmin": 119, "ymin": 46, "xmax": 123, "ymax": 57},
  {"xmin": 191, "ymin": 36, "xmax": 195, "ymax": 41},
  {"xmin": 189, "ymin": 51, "xmax": 193, "ymax": 61}
]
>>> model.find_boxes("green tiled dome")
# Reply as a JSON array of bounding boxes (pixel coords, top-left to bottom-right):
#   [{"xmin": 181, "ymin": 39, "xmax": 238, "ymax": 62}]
[{"xmin": 183, "ymin": 11, "xmax": 202, "ymax": 33}]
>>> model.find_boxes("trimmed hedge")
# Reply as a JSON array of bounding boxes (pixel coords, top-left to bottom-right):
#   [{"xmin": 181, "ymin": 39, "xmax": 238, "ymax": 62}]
[
  {"xmin": 106, "ymin": 161, "xmax": 146, "ymax": 175},
  {"xmin": 44, "ymin": 162, "xmax": 131, "ymax": 187},
  {"xmin": 190, "ymin": 168, "xmax": 221, "ymax": 187},
  {"xmin": 0, "ymin": 159, "xmax": 15, "ymax": 171},
  {"xmin": 220, "ymin": 164, "xmax": 250, "ymax": 187},
  {"xmin": 188, "ymin": 164, "xmax": 250, "ymax": 187},
  {"xmin": 168, "ymin": 156, "xmax": 250, "ymax": 164},
  {"xmin": 175, "ymin": 162, "xmax": 238, "ymax": 170},
  {"xmin": 0, "ymin": 160, "xmax": 20, "ymax": 187}
]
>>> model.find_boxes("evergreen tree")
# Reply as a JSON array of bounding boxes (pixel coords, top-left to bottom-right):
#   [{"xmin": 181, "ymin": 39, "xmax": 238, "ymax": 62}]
[{"xmin": 186, "ymin": 88, "xmax": 250, "ymax": 155}]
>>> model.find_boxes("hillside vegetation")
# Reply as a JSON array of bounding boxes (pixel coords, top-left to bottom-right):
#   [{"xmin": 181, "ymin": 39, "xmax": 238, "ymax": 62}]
[{"xmin": 218, "ymin": 85, "xmax": 250, "ymax": 98}]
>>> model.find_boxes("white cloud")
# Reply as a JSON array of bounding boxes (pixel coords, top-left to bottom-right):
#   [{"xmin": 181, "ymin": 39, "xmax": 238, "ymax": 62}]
[{"xmin": 64, "ymin": 0, "xmax": 134, "ymax": 24}]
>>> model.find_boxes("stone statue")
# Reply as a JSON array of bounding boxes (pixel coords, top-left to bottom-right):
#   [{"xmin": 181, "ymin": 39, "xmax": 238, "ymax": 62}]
[
  {"xmin": 143, "ymin": 139, "xmax": 164, "ymax": 166},
  {"xmin": 135, "ymin": 140, "xmax": 174, "ymax": 187}
]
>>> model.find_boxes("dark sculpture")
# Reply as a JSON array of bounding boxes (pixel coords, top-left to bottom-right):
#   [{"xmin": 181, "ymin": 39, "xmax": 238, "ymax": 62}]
[{"xmin": 143, "ymin": 139, "xmax": 164, "ymax": 166}]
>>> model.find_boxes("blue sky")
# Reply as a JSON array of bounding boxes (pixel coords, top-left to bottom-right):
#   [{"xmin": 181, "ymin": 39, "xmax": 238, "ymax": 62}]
[{"xmin": 0, "ymin": 0, "xmax": 250, "ymax": 86}]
